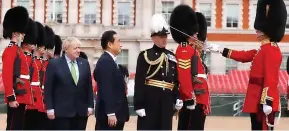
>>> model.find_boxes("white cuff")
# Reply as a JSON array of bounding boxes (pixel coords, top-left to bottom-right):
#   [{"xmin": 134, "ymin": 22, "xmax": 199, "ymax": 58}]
[
  {"xmin": 107, "ymin": 113, "xmax": 115, "ymax": 116},
  {"xmin": 47, "ymin": 109, "xmax": 54, "ymax": 114},
  {"xmin": 88, "ymin": 108, "xmax": 93, "ymax": 112}
]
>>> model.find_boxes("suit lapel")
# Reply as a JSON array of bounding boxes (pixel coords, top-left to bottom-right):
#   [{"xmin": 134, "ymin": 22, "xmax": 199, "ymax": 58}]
[{"xmin": 61, "ymin": 56, "xmax": 77, "ymax": 86}]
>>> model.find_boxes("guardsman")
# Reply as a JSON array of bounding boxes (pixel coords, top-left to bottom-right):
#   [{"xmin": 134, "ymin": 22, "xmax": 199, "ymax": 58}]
[
  {"xmin": 169, "ymin": 5, "xmax": 210, "ymax": 130},
  {"xmin": 2, "ymin": 6, "xmax": 34, "ymax": 130},
  {"xmin": 54, "ymin": 35, "xmax": 63, "ymax": 57},
  {"xmin": 24, "ymin": 21, "xmax": 48, "ymax": 130},
  {"xmin": 44, "ymin": 26, "xmax": 55, "ymax": 60},
  {"xmin": 133, "ymin": 14, "xmax": 183, "ymax": 130},
  {"xmin": 207, "ymin": 0, "xmax": 287, "ymax": 130}
]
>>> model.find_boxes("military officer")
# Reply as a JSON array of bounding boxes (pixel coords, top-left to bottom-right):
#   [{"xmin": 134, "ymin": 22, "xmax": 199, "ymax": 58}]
[
  {"xmin": 2, "ymin": 6, "xmax": 34, "ymax": 130},
  {"xmin": 208, "ymin": 0, "xmax": 287, "ymax": 130},
  {"xmin": 133, "ymin": 14, "xmax": 183, "ymax": 130},
  {"xmin": 169, "ymin": 5, "xmax": 210, "ymax": 130}
]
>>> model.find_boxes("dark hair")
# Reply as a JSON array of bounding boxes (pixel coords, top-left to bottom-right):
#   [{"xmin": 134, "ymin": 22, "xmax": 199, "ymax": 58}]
[{"xmin": 101, "ymin": 30, "xmax": 117, "ymax": 50}]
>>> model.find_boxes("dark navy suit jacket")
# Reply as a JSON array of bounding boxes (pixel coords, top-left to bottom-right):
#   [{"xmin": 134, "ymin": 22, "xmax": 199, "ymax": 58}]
[
  {"xmin": 44, "ymin": 56, "xmax": 94, "ymax": 117},
  {"xmin": 94, "ymin": 52, "xmax": 129, "ymax": 122}
]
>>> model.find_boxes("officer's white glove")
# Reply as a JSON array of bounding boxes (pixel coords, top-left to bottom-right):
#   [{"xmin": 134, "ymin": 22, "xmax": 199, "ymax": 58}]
[
  {"xmin": 136, "ymin": 109, "xmax": 146, "ymax": 117},
  {"xmin": 175, "ymin": 99, "xmax": 183, "ymax": 110},
  {"xmin": 206, "ymin": 44, "xmax": 224, "ymax": 54},
  {"xmin": 263, "ymin": 104, "xmax": 272, "ymax": 115}
]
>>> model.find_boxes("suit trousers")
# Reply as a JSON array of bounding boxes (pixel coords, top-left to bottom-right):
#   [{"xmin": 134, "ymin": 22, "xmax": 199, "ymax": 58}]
[
  {"xmin": 53, "ymin": 114, "xmax": 88, "ymax": 130},
  {"xmin": 6, "ymin": 104, "xmax": 26, "ymax": 130},
  {"xmin": 177, "ymin": 104, "xmax": 206, "ymax": 130}
]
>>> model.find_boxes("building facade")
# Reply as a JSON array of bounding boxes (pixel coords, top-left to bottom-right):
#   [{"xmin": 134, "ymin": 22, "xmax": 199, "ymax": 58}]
[{"xmin": 0, "ymin": 0, "xmax": 288, "ymax": 76}]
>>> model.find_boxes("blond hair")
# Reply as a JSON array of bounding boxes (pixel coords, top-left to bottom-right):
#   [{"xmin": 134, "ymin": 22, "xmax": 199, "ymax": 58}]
[{"xmin": 62, "ymin": 37, "xmax": 81, "ymax": 51}]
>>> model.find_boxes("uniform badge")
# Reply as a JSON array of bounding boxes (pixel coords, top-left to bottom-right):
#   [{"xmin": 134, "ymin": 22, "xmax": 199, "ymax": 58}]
[{"xmin": 167, "ymin": 54, "xmax": 177, "ymax": 63}]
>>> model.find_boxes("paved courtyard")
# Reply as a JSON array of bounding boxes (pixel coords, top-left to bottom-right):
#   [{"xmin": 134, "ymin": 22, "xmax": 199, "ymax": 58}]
[{"xmin": 0, "ymin": 114, "xmax": 288, "ymax": 130}]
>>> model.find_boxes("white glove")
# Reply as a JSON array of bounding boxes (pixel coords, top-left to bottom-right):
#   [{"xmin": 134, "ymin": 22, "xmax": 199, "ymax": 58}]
[
  {"xmin": 263, "ymin": 104, "xmax": 272, "ymax": 115},
  {"xmin": 206, "ymin": 44, "xmax": 223, "ymax": 53},
  {"xmin": 186, "ymin": 105, "xmax": 196, "ymax": 110},
  {"xmin": 175, "ymin": 99, "xmax": 183, "ymax": 110},
  {"xmin": 135, "ymin": 109, "xmax": 146, "ymax": 117}
]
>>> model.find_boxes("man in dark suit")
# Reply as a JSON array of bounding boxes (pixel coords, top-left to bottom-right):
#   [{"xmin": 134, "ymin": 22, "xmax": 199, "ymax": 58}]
[
  {"xmin": 44, "ymin": 37, "xmax": 94, "ymax": 130},
  {"xmin": 94, "ymin": 30, "xmax": 130, "ymax": 130}
]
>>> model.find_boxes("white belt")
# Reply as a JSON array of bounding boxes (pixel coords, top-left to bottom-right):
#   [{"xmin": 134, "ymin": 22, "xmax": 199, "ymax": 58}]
[
  {"xmin": 31, "ymin": 82, "xmax": 40, "ymax": 86},
  {"xmin": 20, "ymin": 75, "xmax": 30, "ymax": 80},
  {"xmin": 197, "ymin": 74, "xmax": 207, "ymax": 79}
]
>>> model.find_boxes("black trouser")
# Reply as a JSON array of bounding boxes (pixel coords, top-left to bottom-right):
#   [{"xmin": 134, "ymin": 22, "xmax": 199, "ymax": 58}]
[
  {"xmin": 24, "ymin": 109, "xmax": 47, "ymax": 130},
  {"xmin": 250, "ymin": 112, "xmax": 275, "ymax": 130},
  {"xmin": 53, "ymin": 115, "xmax": 88, "ymax": 130},
  {"xmin": 95, "ymin": 120, "xmax": 125, "ymax": 130},
  {"xmin": 6, "ymin": 104, "xmax": 26, "ymax": 130},
  {"xmin": 177, "ymin": 104, "xmax": 206, "ymax": 130},
  {"xmin": 136, "ymin": 87, "xmax": 174, "ymax": 130}
]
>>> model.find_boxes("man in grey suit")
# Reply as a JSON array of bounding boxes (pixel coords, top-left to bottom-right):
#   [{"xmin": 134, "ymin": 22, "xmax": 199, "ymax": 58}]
[{"xmin": 44, "ymin": 37, "xmax": 94, "ymax": 130}]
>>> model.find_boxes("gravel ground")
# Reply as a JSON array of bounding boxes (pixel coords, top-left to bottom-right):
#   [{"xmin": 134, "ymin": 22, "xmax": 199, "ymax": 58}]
[{"xmin": 0, "ymin": 114, "xmax": 288, "ymax": 130}]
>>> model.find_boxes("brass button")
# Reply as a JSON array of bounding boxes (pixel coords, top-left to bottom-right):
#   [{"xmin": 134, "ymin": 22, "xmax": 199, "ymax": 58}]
[
  {"xmin": 161, "ymin": 66, "xmax": 163, "ymax": 68},
  {"xmin": 162, "ymin": 73, "xmax": 164, "ymax": 75}
]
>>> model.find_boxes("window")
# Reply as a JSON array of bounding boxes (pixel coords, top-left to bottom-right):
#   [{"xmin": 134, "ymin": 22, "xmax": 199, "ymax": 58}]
[
  {"xmin": 161, "ymin": 1, "xmax": 174, "ymax": 23},
  {"xmin": 280, "ymin": 55, "xmax": 289, "ymax": 70},
  {"xmin": 286, "ymin": 6, "xmax": 289, "ymax": 28},
  {"xmin": 226, "ymin": 59, "xmax": 237, "ymax": 73},
  {"xmin": 50, "ymin": 0, "xmax": 63, "ymax": 23},
  {"xmin": 250, "ymin": 4, "xmax": 257, "ymax": 29},
  {"xmin": 226, "ymin": 4, "xmax": 239, "ymax": 28},
  {"xmin": 17, "ymin": 0, "xmax": 29, "ymax": 9},
  {"xmin": 204, "ymin": 52, "xmax": 211, "ymax": 73},
  {"xmin": 116, "ymin": 50, "xmax": 129, "ymax": 68},
  {"xmin": 118, "ymin": 2, "xmax": 130, "ymax": 26},
  {"xmin": 84, "ymin": 1, "xmax": 97, "ymax": 24},
  {"xmin": 199, "ymin": 3, "xmax": 212, "ymax": 27}
]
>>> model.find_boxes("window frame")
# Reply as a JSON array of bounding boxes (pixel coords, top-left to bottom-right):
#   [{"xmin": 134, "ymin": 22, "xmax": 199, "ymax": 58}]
[
  {"xmin": 116, "ymin": 49, "xmax": 129, "ymax": 68},
  {"xmin": 161, "ymin": 1, "xmax": 174, "ymax": 24},
  {"xmin": 222, "ymin": 0, "xmax": 243, "ymax": 29},
  {"xmin": 196, "ymin": 0, "xmax": 216, "ymax": 29},
  {"xmin": 83, "ymin": 0, "xmax": 97, "ymax": 24}
]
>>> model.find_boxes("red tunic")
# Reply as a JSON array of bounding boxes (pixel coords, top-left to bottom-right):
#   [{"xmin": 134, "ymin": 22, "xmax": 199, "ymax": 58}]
[
  {"xmin": 175, "ymin": 43, "xmax": 210, "ymax": 115},
  {"xmin": 38, "ymin": 58, "xmax": 48, "ymax": 113},
  {"xmin": 222, "ymin": 42, "xmax": 281, "ymax": 113},
  {"xmin": 2, "ymin": 42, "xmax": 34, "ymax": 105},
  {"xmin": 26, "ymin": 58, "xmax": 46, "ymax": 113}
]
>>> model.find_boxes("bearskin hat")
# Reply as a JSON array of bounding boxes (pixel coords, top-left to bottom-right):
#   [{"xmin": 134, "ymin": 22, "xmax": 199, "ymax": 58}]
[
  {"xmin": 196, "ymin": 12, "xmax": 207, "ymax": 42},
  {"xmin": 35, "ymin": 22, "xmax": 46, "ymax": 47},
  {"xmin": 54, "ymin": 35, "xmax": 62, "ymax": 56},
  {"xmin": 150, "ymin": 14, "xmax": 170, "ymax": 36},
  {"xmin": 170, "ymin": 4, "xmax": 198, "ymax": 43},
  {"xmin": 3, "ymin": 6, "xmax": 29, "ymax": 39},
  {"xmin": 79, "ymin": 51, "xmax": 88, "ymax": 60},
  {"xmin": 22, "ymin": 18, "xmax": 38, "ymax": 45},
  {"xmin": 254, "ymin": 0, "xmax": 287, "ymax": 42},
  {"xmin": 44, "ymin": 26, "xmax": 55, "ymax": 50}
]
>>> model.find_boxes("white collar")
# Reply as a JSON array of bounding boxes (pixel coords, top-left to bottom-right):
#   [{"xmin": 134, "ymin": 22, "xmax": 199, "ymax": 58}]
[
  {"xmin": 65, "ymin": 54, "xmax": 77, "ymax": 64},
  {"xmin": 105, "ymin": 51, "xmax": 116, "ymax": 61}
]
